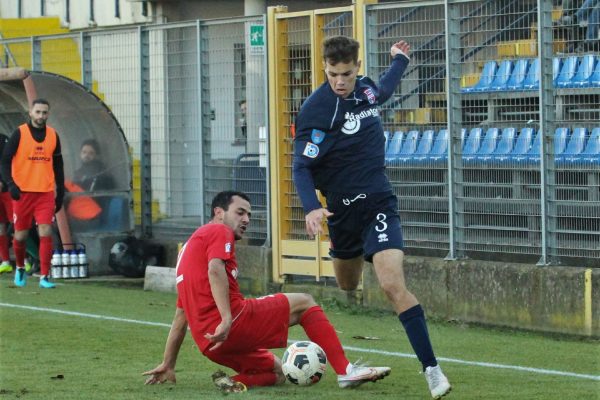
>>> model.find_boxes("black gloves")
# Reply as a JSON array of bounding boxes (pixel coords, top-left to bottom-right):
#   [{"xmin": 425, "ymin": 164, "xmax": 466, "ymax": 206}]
[
  {"xmin": 8, "ymin": 182, "xmax": 20, "ymax": 200},
  {"xmin": 55, "ymin": 188, "xmax": 64, "ymax": 213}
]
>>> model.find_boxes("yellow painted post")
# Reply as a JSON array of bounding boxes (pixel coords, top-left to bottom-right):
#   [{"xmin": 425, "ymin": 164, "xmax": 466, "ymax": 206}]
[
  {"xmin": 584, "ymin": 269, "xmax": 592, "ymax": 336},
  {"xmin": 267, "ymin": 5, "xmax": 288, "ymax": 283},
  {"xmin": 353, "ymin": 0, "xmax": 377, "ymax": 75}
]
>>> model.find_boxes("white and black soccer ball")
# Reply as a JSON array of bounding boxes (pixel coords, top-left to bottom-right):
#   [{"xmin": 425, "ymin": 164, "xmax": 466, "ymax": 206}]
[{"xmin": 281, "ymin": 341, "xmax": 327, "ymax": 386}]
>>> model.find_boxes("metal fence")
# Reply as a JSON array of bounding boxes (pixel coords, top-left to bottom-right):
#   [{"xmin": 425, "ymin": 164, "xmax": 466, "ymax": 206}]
[{"xmin": 2, "ymin": 0, "xmax": 599, "ymax": 266}]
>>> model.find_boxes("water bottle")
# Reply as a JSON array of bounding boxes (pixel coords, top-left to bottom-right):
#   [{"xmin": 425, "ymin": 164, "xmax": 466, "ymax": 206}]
[
  {"xmin": 62, "ymin": 250, "xmax": 71, "ymax": 279},
  {"xmin": 78, "ymin": 249, "xmax": 88, "ymax": 278},
  {"xmin": 51, "ymin": 250, "xmax": 62, "ymax": 279},
  {"xmin": 70, "ymin": 250, "xmax": 79, "ymax": 279}
]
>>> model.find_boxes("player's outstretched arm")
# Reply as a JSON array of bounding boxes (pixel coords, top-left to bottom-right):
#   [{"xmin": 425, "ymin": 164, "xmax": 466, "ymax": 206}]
[{"xmin": 143, "ymin": 307, "xmax": 188, "ymax": 384}]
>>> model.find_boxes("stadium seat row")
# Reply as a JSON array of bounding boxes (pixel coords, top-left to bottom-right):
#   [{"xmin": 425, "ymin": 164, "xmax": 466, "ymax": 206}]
[
  {"xmin": 462, "ymin": 55, "xmax": 600, "ymax": 92},
  {"xmin": 384, "ymin": 127, "xmax": 600, "ymax": 165}
]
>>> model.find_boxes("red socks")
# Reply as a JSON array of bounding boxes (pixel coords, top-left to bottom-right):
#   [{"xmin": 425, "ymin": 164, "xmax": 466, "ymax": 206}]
[
  {"xmin": 233, "ymin": 372, "xmax": 278, "ymax": 387},
  {"xmin": 299, "ymin": 306, "xmax": 350, "ymax": 375},
  {"xmin": 13, "ymin": 239, "xmax": 25, "ymax": 267},
  {"xmin": 0, "ymin": 235, "xmax": 9, "ymax": 261},
  {"xmin": 39, "ymin": 236, "xmax": 53, "ymax": 276}
]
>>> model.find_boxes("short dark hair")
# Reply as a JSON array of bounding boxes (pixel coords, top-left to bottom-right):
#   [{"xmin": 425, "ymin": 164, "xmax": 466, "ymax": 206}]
[
  {"xmin": 81, "ymin": 138, "xmax": 101, "ymax": 154},
  {"xmin": 210, "ymin": 191, "xmax": 250, "ymax": 218},
  {"xmin": 31, "ymin": 98, "xmax": 50, "ymax": 108},
  {"xmin": 322, "ymin": 36, "xmax": 360, "ymax": 65}
]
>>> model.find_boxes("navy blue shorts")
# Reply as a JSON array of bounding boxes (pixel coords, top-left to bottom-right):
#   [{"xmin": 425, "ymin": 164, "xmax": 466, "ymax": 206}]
[{"xmin": 324, "ymin": 191, "xmax": 404, "ymax": 262}]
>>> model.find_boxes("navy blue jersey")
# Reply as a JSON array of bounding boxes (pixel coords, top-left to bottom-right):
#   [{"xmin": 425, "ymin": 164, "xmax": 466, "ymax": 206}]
[{"xmin": 293, "ymin": 54, "xmax": 409, "ymax": 213}]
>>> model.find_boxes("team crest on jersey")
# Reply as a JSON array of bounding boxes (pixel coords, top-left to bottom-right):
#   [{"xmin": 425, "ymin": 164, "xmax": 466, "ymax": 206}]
[
  {"xmin": 311, "ymin": 129, "xmax": 325, "ymax": 144},
  {"xmin": 225, "ymin": 242, "xmax": 231, "ymax": 253},
  {"xmin": 364, "ymin": 88, "xmax": 376, "ymax": 104},
  {"xmin": 302, "ymin": 142, "xmax": 319, "ymax": 158},
  {"xmin": 342, "ymin": 108, "xmax": 379, "ymax": 135}
]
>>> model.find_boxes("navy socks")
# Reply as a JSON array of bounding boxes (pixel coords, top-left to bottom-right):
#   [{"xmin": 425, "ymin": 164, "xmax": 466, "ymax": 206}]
[{"xmin": 399, "ymin": 304, "xmax": 437, "ymax": 371}]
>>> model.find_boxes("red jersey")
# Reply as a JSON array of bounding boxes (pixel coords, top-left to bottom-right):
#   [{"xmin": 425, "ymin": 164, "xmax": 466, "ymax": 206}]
[{"xmin": 175, "ymin": 223, "xmax": 244, "ymax": 350}]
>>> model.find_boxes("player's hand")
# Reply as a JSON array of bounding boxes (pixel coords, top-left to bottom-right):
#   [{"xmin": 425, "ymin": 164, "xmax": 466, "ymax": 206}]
[
  {"xmin": 390, "ymin": 40, "xmax": 410, "ymax": 59},
  {"xmin": 305, "ymin": 208, "xmax": 333, "ymax": 239},
  {"xmin": 8, "ymin": 182, "xmax": 21, "ymax": 201},
  {"xmin": 204, "ymin": 319, "xmax": 232, "ymax": 351},
  {"xmin": 142, "ymin": 363, "xmax": 176, "ymax": 385}
]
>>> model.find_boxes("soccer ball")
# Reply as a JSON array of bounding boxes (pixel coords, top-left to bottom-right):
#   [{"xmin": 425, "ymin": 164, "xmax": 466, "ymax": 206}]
[{"xmin": 281, "ymin": 341, "xmax": 327, "ymax": 386}]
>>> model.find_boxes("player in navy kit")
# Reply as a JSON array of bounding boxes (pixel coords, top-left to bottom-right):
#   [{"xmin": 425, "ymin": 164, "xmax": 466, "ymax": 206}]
[{"xmin": 292, "ymin": 36, "xmax": 451, "ymax": 399}]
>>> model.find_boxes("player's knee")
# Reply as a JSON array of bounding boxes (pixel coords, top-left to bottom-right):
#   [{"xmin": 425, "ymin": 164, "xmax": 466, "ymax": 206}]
[
  {"xmin": 379, "ymin": 280, "xmax": 404, "ymax": 297},
  {"xmin": 300, "ymin": 293, "xmax": 317, "ymax": 308}
]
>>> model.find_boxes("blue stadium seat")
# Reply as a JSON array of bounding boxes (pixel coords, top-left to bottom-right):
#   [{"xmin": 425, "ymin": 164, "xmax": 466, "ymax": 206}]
[
  {"xmin": 480, "ymin": 127, "xmax": 516, "ymax": 162},
  {"xmin": 563, "ymin": 128, "xmax": 600, "ymax": 165},
  {"xmin": 527, "ymin": 127, "xmax": 569, "ymax": 164},
  {"xmin": 489, "ymin": 60, "xmax": 514, "ymax": 91},
  {"xmin": 385, "ymin": 131, "xmax": 404, "ymax": 164},
  {"xmin": 553, "ymin": 57, "xmax": 562, "ymax": 86},
  {"xmin": 589, "ymin": 56, "xmax": 600, "ymax": 87},
  {"xmin": 556, "ymin": 127, "xmax": 587, "ymax": 164},
  {"xmin": 388, "ymin": 130, "xmax": 418, "ymax": 166},
  {"xmin": 383, "ymin": 131, "xmax": 390, "ymax": 152},
  {"xmin": 461, "ymin": 127, "xmax": 483, "ymax": 159},
  {"xmin": 513, "ymin": 129, "xmax": 542, "ymax": 164},
  {"xmin": 462, "ymin": 61, "xmax": 497, "ymax": 93},
  {"xmin": 506, "ymin": 59, "xmax": 530, "ymax": 91},
  {"xmin": 464, "ymin": 127, "xmax": 499, "ymax": 163},
  {"xmin": 567, "ymin": 55, "xmax": 596, "ymax": 88},
  {"xmin": 555, "ymin": 56, "xmax": 579, "ymax": 88},
  {"xmin": 522, "ymin": 58, "xmax": 540, "ymax": 90},
  {"xmin": 421, "ymin": 129, "xmax": 449, "ymax": 164},
  {"xmin": 500, "ymin": 127, "xmax": 535, "ymax": 164},
  {"xmin": 400, "ymin": 129, "xmax": 435, "ymax": 164}
]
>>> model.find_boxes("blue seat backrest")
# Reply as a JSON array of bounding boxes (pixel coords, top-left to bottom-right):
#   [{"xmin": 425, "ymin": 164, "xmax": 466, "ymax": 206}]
[
  {"xmin": 384, "ymin": 131, "xmax": 390, "ymax": 151},
  {"xmin": 463, "ymin": 61, "xmax": 497, "ymax": 93},
  {"xmin": 430, "ymin": 129, "xmax": 449, "ymax": 155},
  {"xmin": 463, "ymin": 127, "xmax": 483, "ymax": 154},
  {"xmin": 569, "ymin": 55, "xmax": 596, "ymax": 88},
  {"xmin": 489, "ymin": 60, "xmax": 513, "ymax": 91},
  {"xmin": 591, "ymin": 56, "xmax": 600, "ymax": 87},
  {"xmin": 506, "ymin": 59, "xmax": 529, "ymax": 90},
  {"xmin": 494, "ymin": 127, "xmax": 517, "ymax": 155},
  {"xmin": 562, "ymin": 127, "xmax": 587, "ymax": 155},
  {"xmin": 553, "ymin": 57, "xmax": 562, "ymax": 83},
  {"xmin": 398, "ymin": 130, "xmax": 420, "ymax": 155},
  {"xmin": 523, "ymin": 58, "xmax": 540, "ymax": 90},
  {"xmin": 385, "ymin": 131, "xmax": 404, "ymax": 157},
  {"xmin": 511, "ymin": 127, "xmax": 534, "ymax": 155},
  {"xmin": 582, "ymin": 128, "xmax": 600, "ymax": 155},
  {"xmin": 554, "ymin": 127, "xmax": 570, "ymax": 155},
  {"xmin": 414, "ymin": 130, "xmax": 435, "ymax": 155},
  {"xmin": 527, "ymin": 129, "xmax": 542, "ymax": 155},
  {"xmin": 556, "ymin": 56, "xmax": 578, "ymax": 88},
  {"xmin": 476, "ymin": 127, "xmax": 500, "ymax": 155}
]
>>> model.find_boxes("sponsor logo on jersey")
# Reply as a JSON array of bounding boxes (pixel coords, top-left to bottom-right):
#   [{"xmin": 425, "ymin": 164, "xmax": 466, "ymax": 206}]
[
  {"xmin": 231, "ymin": 268, "xmax": 239, "ymax": 279},
  {"xmin": 342, "ymin": 108, "xmax": 379, "ymax": 135},
  {"xmin": 311, "ymin": 129, "xmax": 325, "ymax": 144},
  {"xmin": 225, "ymin": 242, "xmax": 231, "ymax": 253},
  {"xmin": 377, "ymin": 233, "xmax": 389, "ymax": 243},
  {"xmin": 364, "ymin": 88, "xmax": 376, "ymax": 104},
  {"xmin": 302, "ymin": 142, "xmax": 319, "ymax": 158}
]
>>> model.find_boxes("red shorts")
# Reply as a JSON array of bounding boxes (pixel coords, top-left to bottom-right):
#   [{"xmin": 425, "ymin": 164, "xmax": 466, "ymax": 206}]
[
  {"xmin": 0, "ymin": 192, "xmax": 13, "ymax": 224},
  {"xmin": 200, "ymin": 293, "xmax": 290, "ymax": 374},
  {"xmin": 13, "ymin": 191, "xmax": 55, "ymax": 230}
]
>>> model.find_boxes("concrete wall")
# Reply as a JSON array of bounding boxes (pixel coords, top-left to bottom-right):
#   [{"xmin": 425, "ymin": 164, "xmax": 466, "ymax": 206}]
[{"xmin": 156, "ymin": 242, "xmax": 599, "ymax": 337}]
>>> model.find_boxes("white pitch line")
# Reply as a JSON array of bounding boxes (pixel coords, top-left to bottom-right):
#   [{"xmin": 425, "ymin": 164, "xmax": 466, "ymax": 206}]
[{"xmin": 1, "ymin": 302, "xmax": 599, "ymax": 382}]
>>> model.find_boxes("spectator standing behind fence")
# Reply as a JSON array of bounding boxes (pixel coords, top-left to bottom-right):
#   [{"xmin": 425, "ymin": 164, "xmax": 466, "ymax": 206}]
[
  {"xmin": 0, "ymin": 134, "xmax": 13, "ymax": 275},
  {"xmin": 0, "ymin": 98, "xmax": 65, "ymax": 289},
  {"xmin": 556, "ymin": 0, "xmax": 600, "ymax": 51},
  {"xmin": 143, "ymin": 191, "xmax": 391, "ymax": 393},
  {"xmin": 292, "ymin": 36, "xmax": 451, "ymax": 399}
]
